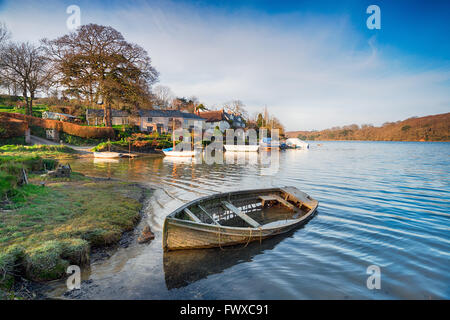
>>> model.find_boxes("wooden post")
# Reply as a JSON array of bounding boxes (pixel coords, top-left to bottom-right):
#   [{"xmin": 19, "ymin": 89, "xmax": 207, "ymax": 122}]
[{"xmin": 22, "ymin": 168, "xmax": 28, "ymax": 185}]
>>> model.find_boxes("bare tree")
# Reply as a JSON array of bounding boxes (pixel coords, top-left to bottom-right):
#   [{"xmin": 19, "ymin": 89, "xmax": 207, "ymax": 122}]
[
  {"xmin": 223, "ymin": 100, "xmax": 248, "ymax": 119},
  {"xmin": 0, "ymin": 42, "xmax": 52, "ymax": 115},
  {"xmin": 153, "ymin": 85, "xmax": 174, "ymax": 108},
  {"xmin": 0, "ymin": 22, "xmax": 10, "ymax": 46},
  {"xmin": 43, "ymin": 24, "xmax": 159, "ymax": 126},
  {"xmin": 0, "ymin": 22, "xmax": 11, "ymax": 89}
]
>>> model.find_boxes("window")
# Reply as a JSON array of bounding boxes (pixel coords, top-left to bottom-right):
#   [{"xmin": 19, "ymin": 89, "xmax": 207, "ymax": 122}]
[
  {"xmin": 147, "ymin": 126, "xmax": 153, "ymax": 133},
  {"xmin": 147, "ymin": 117, "xmax": 153, "ymax": 122}
]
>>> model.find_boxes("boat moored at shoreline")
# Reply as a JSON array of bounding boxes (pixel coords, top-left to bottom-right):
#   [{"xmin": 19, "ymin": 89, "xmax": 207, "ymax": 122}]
[{"xmin": 163, "ymin": 186, "xmax": 318, "ymax": 251}]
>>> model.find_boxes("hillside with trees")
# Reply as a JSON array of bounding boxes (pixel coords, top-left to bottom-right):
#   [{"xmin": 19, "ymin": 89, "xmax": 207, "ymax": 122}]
[{"xmin": 287, "ymin": 113, "xmax": 450, "ymax": 142}]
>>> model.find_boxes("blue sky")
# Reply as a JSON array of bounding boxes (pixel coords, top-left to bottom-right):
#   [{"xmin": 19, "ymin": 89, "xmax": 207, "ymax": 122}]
[{"xmin": 0, "ymin": 0, "xmax": 449, "ymax": 130}]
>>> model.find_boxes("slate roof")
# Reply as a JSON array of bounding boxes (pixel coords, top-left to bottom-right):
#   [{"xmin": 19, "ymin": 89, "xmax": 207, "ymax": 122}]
[
  {"xmin": 138, "ymin": 109, "xmax": 205, "ymax": 120},
  {"xmin": 86, "ymin": 109, "xmax": 130, "ymax": 117}
]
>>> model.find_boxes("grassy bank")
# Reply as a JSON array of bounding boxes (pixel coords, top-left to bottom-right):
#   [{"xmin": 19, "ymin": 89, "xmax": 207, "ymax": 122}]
[
  {"xmin": 0, "ymin": 104, "xmax": 49, "ymax": 118},
  {"xmin": 0, "ymin": 175, "xmax": 149, "ymax": 298},
  {"xmin": 0, "ymin": 144, "xmax": 149, "ymax": 298},
  {"xmin": 0, "ymin": 145, "xmax": 78, "ymax": 159}
]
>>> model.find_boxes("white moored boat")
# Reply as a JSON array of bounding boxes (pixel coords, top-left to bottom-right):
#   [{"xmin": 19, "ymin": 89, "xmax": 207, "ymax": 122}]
[
  {"xmin": 286, "ymin": 138, "xmax": 309, "ymax": 149},
  {"xmin": 224, "ymin": 145, "xmax": 259, "ymax": 152},
  {"xmin": 163, "ymin": 148, "xmax": 197, "ymax": 157},
  {"xmin": 93, "ymin": 151, "xmax": 122, "ymax": 158}
]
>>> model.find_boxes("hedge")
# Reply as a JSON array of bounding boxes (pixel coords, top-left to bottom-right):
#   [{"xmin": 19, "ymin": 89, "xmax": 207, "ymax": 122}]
[
  {"xmin": 4, "ymin": 113, "xmax": 115, "ymax": 139},
  {"xmin": 0, "ymin": 115, "xmax": 28, "ymax": 138}
]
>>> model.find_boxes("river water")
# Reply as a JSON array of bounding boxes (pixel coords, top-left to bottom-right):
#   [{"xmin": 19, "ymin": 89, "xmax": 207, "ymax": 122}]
[{"xmin": 44, "ymin": 141, "xmax": 450, "ymax": 299}]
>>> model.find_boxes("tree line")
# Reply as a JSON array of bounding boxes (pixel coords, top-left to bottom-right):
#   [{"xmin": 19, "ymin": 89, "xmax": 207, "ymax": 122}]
[
  {"xmin": 0, "ymin": 22, "xmax": 283, "ymax": 132},
  {"xmin": 0, "ymin": 23, "xmax": 158, "ymax": 127},
  {"xmin": 287, "ymin": 113, "xmax": 449, "ymax": 142}
]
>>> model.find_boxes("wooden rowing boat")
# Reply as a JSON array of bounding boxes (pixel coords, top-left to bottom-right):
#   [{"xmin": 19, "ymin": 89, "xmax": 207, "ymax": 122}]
[{"xmin": 162, "ymin": 186, "xmax": 318, "ymax": 251}]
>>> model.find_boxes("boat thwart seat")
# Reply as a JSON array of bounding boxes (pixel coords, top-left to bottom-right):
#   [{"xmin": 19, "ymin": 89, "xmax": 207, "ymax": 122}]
[
  {"xmin": 221, "ymin": 201, "xmax": 261, "ymax": 228},
  {"xmin": 184, "ymin": 208, "xmax": 202, "ymax": 223},
  {"xmin": 259, "ymin": 194, "xmax": 295, "ymax": 210}
]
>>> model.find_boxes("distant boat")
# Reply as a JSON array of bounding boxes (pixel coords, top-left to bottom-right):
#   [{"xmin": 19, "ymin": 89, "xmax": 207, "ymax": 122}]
[
  {"xmin": 285, "ymin": 138, "xmax": 309, "ymax": 149},
  {"xmin": 163, "ymin": 147, "xmax": 197, "ymax": 157},
  {"xmin": 163, "ymin": 121, "xmax": 199, "ymax": 157},
  {"xmin": 93, "ymin": 151, "xmax": 122, "ymax": 158},
  {"xmin": 93, "ymin": 151, "xmax": 138, "ymax": 158},
  {"xmin": 162, "ymin": 186, "xmax": 318, "ymax": 251},
  {"xmin": 224, "ymin": 145, "xmax": 259, "ymax": 152},
  {"xmin": 259, "ymin": 137, "xmax": 280, "ymax": 149}
]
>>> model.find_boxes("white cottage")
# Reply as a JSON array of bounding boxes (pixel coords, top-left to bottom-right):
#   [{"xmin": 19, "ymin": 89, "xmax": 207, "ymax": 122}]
[{"xmin": 138, "ymin": 109, "xmax": 205, "ymax": 133}]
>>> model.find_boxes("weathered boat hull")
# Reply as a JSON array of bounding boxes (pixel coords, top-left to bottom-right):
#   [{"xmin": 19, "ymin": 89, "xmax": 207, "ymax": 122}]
[
  {"xmin": 163, "ymin": 187, "xmax": 318, "ymax": 251},
  {"xmin": 163, "ymin": 217, "xmax": 314, "ymax": 250}
]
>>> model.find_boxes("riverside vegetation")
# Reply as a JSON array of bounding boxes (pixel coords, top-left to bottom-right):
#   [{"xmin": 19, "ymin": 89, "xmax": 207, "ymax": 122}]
[
  {"xmin": 287, "ymin": 112, "xmax": 450, "ymax": 142},
  {"xmin": 0, "ymin": 145, "xmax": 150, "ymax": 299}
]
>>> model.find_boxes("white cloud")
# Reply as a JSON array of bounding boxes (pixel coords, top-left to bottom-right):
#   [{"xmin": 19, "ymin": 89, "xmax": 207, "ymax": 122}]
[{"xmin": 1, "ymin": 0, "xmax": 449, "ymax": 130}]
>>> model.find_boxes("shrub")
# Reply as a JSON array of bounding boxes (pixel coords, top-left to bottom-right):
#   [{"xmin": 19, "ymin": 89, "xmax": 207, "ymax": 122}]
[{"xmin": 60, "ymin": 132, "xmax": 106, "ymax": 146}]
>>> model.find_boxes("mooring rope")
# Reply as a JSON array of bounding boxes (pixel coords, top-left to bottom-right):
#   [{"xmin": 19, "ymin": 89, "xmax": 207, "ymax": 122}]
[
  {"xmin": 243, "ymin": 227, "xmax": 253, "ymax": 248},
  {"xmin": 217, "ymin": 225, "xmax": 263, "ymax": 251}
]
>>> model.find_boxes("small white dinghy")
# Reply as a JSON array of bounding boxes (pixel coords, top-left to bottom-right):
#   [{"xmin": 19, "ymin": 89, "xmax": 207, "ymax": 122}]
[
  {"xmin": 163, "ymin": 148, "xmax": 197, "ymax": 157},
  {"xmin": 224, "ymin": 145, "xmax": 259, "ymax": 152},
  {"xmin": 93, "ymin": 151, "xmax": 122, "ymax": 159}
]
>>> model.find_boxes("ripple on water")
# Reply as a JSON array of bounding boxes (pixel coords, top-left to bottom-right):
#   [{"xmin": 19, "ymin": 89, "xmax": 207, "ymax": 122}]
[{"xmin": 49, "ymin": 141, "xmax": 450, "ymax": 299}]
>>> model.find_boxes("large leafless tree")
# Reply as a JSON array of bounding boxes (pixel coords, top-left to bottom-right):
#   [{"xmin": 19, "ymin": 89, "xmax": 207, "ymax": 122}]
[
  {"xmin": 0, "ymin": 41, "xmax": 52, "ymax": 115},
  {"xmin": 42, "ymin": 24, "xmax": 159, "ymax": 126}
]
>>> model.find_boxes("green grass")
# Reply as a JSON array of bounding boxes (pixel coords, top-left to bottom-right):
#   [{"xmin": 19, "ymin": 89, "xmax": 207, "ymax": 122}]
[
  {"xmin": 0, "ymin": 177, "xmax": 145, "ymax": 285},
  {"xmin": 0, "ymin": 144, "xmax": 77, "ymax": 159},
  {"xmin": 0, "ymin": 104, "xmax": 49, "ymax": 118},
  {"xmin": 0, "ymin": 154, "xmax": 58, "ymax": 200},
  {"xmin": 0, "ymin": 137, "xmax": 27, "ymax": 146},
  {"xmin": 0, "ymin": 145, "xmax": 78, "ymax": 204}
]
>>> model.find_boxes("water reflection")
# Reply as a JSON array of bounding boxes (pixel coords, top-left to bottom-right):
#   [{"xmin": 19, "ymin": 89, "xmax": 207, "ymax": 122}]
[
  {"xmin": 56, "ymin": 142, "xmax": 450, "ymax": 299},
  {"xmin": 164, "ymin": 233, "xmax": 289, "ymax": 289}
]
